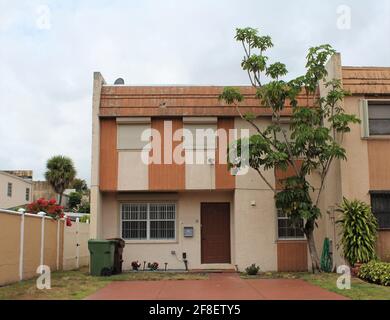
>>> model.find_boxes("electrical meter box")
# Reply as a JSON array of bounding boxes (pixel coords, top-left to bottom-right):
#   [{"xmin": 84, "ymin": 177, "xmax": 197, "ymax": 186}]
[{"xmin": 183, "ymin": 227, "xmax": 194, "ymax": 237}]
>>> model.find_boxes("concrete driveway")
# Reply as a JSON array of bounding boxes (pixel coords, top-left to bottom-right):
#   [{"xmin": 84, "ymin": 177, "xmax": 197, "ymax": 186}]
[{"xmin": 86, "ymin": 273, "xmax": 348, "ymax": 300}]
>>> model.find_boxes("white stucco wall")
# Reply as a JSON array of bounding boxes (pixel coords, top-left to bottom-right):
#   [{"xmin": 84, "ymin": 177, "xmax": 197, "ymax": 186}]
[
  {"xmin": 0, "ymin": 172, "xmax": 32, "ymax": 209},
  {"xmin": 100, "ymin": 191, "xmax": 234, "ymax": 270}
]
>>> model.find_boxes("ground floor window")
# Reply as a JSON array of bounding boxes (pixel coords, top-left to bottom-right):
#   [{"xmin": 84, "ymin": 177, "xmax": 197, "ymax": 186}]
[
  {"xmin": 121, "ymin": 203, "xmax": 176, "ymax": 240},
  {"xmin": 371, "ymin": 192, "xmax": 390, "ymax": 230},
  {"xmin": 277, "ymin": 210, "xmax": 305, "ymax": 239}
]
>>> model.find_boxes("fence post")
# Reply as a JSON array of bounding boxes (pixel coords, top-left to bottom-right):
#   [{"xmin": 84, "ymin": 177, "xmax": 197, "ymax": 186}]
[
  {"xmin": 56, "ymin": 219, "xmax": 60, "ymax": 271},
  {"xmin": 38, "ymin": 211, "xmax": 46, "ymax": 267},
  {"xmin": 18, "ymin": 208, "xmax": 26, "ymax": 281},
  {"xmin": 76, "ymin": 217, "xmax": 80, "ymax": 269}
]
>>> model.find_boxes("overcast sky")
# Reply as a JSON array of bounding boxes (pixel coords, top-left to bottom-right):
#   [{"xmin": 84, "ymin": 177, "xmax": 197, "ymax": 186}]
[{"xmin": 0, "ymin": 0, "xmax": 389, "ymax": 184}]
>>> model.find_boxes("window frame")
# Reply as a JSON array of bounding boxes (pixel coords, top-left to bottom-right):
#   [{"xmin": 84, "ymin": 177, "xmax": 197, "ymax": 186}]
[
  {"xmin": 7, "ymin": 182, "xmax": 12, "ymax": 197},
  {"xmin": 370, "ymin": 191, "xmax": 390, "ymax": 230},
  {"xmin": 25, "ymin": 187, "xmax": 30, "ymax": 202},
  {"xmin": 277, "ymin": 210, "xmax": 305, "ymax": 240},
  {"xmin": 361, "ymin": 99, "xmax": 390, "ymax": 138},
  {"xmin": 120, "ymin": 202, "xmax": 177, "ymax": 242}
]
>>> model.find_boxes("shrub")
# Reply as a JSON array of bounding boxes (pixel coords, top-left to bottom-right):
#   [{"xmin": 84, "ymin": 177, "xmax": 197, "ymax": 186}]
[
  {"xmin": 336, "ymin": 198, "xmax": 378, "ymax": 266},
  {"xmin": 147, "ymin": 262, "xmax": 159, "ymax": 271},
  {"xmin": 78, "ymin": 201, "xmax": 90, "ymax": 213},
  {"xmin": 358, "ymin": 261, "xmax": 390, "ymax": 286},
  {"xmin": 245, "ymin": 264, "xmax": 260, "ymax": 275},
  {"xmin": 69, "ymin": 192, "xmax": 82, "ymax": 209},
  {"xmin": 79, "ymin": 214, "xmax": 90, "ymax": 223},
  {"xmin": 131, "ymin": 261, "xmax": 141, "ymax": 271}
]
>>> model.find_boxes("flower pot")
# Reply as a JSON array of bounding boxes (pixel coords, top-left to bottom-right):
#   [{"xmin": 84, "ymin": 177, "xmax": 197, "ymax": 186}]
[{"xmin": 352, "ymin": 262, "xmax": 363, "ymax": 276}]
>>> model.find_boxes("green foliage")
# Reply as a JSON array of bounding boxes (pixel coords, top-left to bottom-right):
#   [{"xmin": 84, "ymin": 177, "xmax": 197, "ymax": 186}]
[
  {"xmin": 336, "ymin": 198, "xmax": 378, "ymax": 266},
  {"xmin": 358, "ymin": 261, "xmax": 390, "ymax": 286},
  {"xmin": 245, "ymin": 264, "xmax": 261, "ymax": 276},
  {"xmin": 220, "ymin": 26, "xmax": 361, "ymax": 271},
  {"xmin": 71, "ymin": 178, "xmax": 88, "ymax": 193},
  {"xmin": 69, "ymin": 192, "xmax": 82, "ymax": 209},
  {"xmin": 219, "ymin": 87, "xmax": 243, "ymax": 105},
  {"xmin": 79, "ymin": 214, "xmax": 90, "ymax": 223},
  {"xmin": 45, "ymin": 155, "xmax": 76, "ymax": 204},
  {"xmin": 78, "ymin": 201, "xmax": 90, "ymax": 213}
]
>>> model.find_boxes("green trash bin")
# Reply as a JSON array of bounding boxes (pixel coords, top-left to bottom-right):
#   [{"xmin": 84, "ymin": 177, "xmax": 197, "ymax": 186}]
[{"xmin": 88, "ymin": 240, "xmax": 116, "ymax": 276}]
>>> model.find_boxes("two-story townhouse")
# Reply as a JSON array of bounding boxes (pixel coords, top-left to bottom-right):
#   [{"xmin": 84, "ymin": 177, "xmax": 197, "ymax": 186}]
[
  {"xmin": 0, "ymin": 171, "xmax": 33, "ymax": 210},
  {"xmin": 90, "ymin": 53, "xmax": 390, "ymax": 272},
  {"xmin": 319, "ymin": 54, "xmax": 390, "ymax": 264}
]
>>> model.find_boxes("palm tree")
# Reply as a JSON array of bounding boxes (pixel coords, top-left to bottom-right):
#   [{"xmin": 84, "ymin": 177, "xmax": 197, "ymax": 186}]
[{"xmin": 45, "ymin": 155, "xmax": 76, "ymax": 205}]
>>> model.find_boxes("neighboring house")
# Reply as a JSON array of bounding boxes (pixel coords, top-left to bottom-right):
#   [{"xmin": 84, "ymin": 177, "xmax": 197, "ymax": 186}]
[
  {"xmin": 33, "ymin": 181, "xmax": 70, "ymax": 207},
  {"xmin": 320, "ymin": 54, "xmax": 390, "ymax": 263},
  {"xmin": 33, "ymin": 181, "xmax": 58, "ymax": 201},
  {"xmin": 90, "ymin": 53, "xmax": 390, "ymax": 272},
  {"xmin": 0, "ymin": 171, "xmax": 33, "ymax": 209}
]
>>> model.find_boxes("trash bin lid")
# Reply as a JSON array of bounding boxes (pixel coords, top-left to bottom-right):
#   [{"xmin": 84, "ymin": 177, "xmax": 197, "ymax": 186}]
[
  {"xmin": 88, "ymin": 239, "xmax": 117, "ymax": 244},
  {"xmin": 106, "ymin": 238, "xmax": 126, "ymax": 248}
]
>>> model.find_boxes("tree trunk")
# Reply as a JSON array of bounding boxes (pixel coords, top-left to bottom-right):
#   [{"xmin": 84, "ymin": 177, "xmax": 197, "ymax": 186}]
[
  {"xmin": 305, "ymin": 220, "xmax": 321, "ymax": 273},
  {"xmin": 58, "ymin": 193, "xmax": 63, "ymax": 206}
]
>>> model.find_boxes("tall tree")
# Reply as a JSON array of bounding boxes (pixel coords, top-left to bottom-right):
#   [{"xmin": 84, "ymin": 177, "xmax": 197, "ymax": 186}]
[
  {"xmin": 220, "ymin": 28, "xmax": 359, "ymax": 272},
  {"xmin": 70, "ymin": 178, "xmax": 88, "ymax": 193},
  {"xmin": 45, "ymin": 155, "xmax": 76, "ymax": 206}
]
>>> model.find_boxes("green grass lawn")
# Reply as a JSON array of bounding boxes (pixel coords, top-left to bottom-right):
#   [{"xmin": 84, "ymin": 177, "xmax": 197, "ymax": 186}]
[
  {"xmin": 0, "ymin": 268, "xmax": 208, "ymax": 300},
  {"xmin": 241, "ymin": 272, "xmax": 390, "ymax": 300}
]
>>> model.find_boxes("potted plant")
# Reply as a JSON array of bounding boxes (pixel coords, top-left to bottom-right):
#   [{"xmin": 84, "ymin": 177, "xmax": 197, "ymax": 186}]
[
  {"xmin": 131, "ymin": 261, "xmax": 141, "ymax": 271},
  {"xmin": 336, "ymin": 198, "xmax": 378, "ymax": 275},
  {"xmin": 147, "ymin": 262, "xmax": 159, "ymax": 271},
  {"xmin": 245, "ymin": 264, "xmax": 260, "ymax": 276}
]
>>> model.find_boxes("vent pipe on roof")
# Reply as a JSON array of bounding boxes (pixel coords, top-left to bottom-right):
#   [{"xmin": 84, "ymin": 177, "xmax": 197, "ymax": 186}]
[{"xmin": 114, "ymin": 78, "xmax": 125, "ymax": 85}]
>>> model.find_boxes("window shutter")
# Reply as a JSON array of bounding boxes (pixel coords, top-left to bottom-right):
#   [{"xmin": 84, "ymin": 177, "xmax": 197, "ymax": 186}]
[{"xmin": 359, "ymin": 99, "xmax": 369, "ymax": 138}]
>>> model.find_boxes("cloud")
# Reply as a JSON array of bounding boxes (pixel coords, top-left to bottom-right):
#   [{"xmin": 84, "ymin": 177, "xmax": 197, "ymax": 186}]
[{"xmin": 0, "ymin": 0, "xmax": 389, "ymax": 183}]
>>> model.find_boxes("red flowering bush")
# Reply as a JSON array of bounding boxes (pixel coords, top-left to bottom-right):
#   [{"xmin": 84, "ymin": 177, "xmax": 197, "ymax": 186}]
[{"xmin": 27, "ymin": 198, "xmax": 64, "ymax": 220}]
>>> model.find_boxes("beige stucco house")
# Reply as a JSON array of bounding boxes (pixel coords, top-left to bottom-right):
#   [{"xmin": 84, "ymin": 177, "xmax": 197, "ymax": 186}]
[
  {"xmin": 0, "ymin": 171, "xmax": 33, "ymax": 210},
  {"xmin": 90, "ymin": 53, "xmax": 390, "ymax": 272}
]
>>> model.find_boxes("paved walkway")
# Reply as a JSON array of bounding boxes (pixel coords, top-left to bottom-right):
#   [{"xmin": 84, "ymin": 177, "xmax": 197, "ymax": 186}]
[{"xmin": 86, "ymin": 273, "xmax": 348, "ymax": 300}]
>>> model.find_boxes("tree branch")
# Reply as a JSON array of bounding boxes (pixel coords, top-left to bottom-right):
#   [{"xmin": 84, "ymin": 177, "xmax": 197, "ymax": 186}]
[{"xmin": 254, "ymin": 168, "xmax": 276, "ymax": 193}]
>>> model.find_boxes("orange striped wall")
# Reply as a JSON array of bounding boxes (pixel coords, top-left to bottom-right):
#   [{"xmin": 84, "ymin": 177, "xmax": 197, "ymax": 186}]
[
  {"xmin": 216, "ymin": 118, "xmax": 235, "ymax": 190},
  {"xmin": 99, "ymin": 118, "xmax": 118, "ymax": 191},
  {"xmin": 367, "ymin": 140, "xmax": 390, "ymax": 190},
  {"xmin": 277, "ymin": 240, "xmax": 308, "ymax": 272},
  {"xmin": 149, "ymin": 118, "xmax": 185, "ymax": 190}
]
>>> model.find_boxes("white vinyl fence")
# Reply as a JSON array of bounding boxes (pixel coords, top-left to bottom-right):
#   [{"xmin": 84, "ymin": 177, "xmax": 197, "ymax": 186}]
[
  {"xmin": 0, "ymin": 209, "xmax": 90, "ymax": 286},
  {"xmin": 0, "ymin": 209, "xmax": 64, "ymax": 286},
  {"xmin": 63, "ymin": 218, "xmax": 90, "ymax": 270}
]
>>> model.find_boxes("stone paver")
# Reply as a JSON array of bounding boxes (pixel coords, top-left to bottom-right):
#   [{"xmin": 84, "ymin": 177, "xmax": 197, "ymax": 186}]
[{"xmin": 86, "ymin": 273, "xmax": 348, "ymax": 300}]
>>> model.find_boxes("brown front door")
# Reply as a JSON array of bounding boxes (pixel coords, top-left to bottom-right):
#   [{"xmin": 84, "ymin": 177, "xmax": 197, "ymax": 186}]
[{"xmin": 201, "ymin": 203, "xmax": 231, "ymax": 264}]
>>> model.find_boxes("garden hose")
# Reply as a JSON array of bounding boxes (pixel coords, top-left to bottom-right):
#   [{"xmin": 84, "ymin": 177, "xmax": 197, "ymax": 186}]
[{"xmin": 320, "ymin": 237, "xmax": 333, "ymax": 272}]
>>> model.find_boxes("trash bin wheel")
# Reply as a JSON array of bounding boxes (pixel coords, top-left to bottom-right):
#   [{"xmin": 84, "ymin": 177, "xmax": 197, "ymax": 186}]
[{"xmin": 101, "ymin": 267, "xmax": 112, "ymax": 277}]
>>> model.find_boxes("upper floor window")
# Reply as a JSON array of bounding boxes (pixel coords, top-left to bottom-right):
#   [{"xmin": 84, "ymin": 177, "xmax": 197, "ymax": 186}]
[
  {"xmin": 117, "ymin": 117, "xmax": 151, "ymax": 150},
  {"xmin": 7, "ymin": 182, "xmax": 12, "ymax": 197},
  {"xmin": 183, "ymin": 117, "xmax": 217, "ymax": 150},
  {"xmin": 25, "ymin": 188, "xmax": 30, "ymax": 202},
  {"xmin": 121, "ymin": 203, "xmax": 176, "ymax": 240},
  {"xmin": 361, "ymin": 100, "xmax": 390, "ymax": 137},
  {"xmin": 368, "ymin": 102, "xmax": 390, "ymax": 135},
  {"xmin": 277, "ymin": 210, "xmax": 305, "ymax": 239},
  {"xmin": 371, "ymin": 192, "xmax": 390, "ymax": 230}
]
